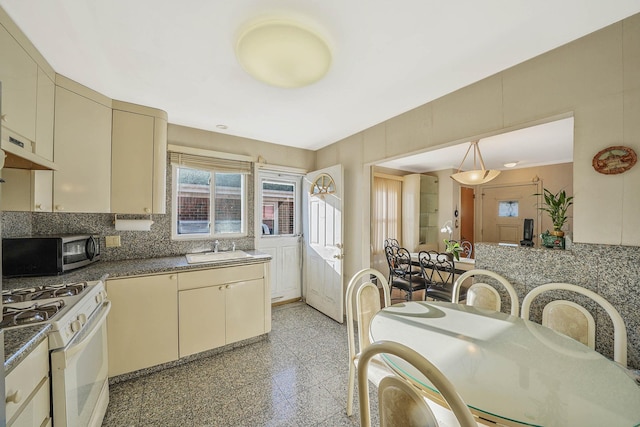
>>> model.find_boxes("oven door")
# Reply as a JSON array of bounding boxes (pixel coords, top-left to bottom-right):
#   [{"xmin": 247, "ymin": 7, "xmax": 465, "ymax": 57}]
[{"xmin": 51, "ymin": 300, "xmax": 111, "ymax": 427}]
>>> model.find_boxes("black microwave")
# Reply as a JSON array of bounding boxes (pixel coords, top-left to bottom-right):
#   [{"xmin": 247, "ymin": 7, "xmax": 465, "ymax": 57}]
[{"xmin": 2, "ymin": 234, "xmax": 101, "ymax": 277}]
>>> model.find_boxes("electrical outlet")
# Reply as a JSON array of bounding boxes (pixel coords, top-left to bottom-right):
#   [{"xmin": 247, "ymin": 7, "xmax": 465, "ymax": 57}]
[{"xmin": 105, "ymin": 235, "xmax": 121, "ymax": 248}]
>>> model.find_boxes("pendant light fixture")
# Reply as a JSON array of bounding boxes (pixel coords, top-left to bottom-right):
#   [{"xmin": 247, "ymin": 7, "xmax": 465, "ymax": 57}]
[{"xmin": 450, "ymin": 140, "xmax": 501, "ymax": 185}]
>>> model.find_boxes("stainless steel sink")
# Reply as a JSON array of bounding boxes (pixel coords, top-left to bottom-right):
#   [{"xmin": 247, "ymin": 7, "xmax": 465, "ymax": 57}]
[{"xmin": 185, "ymin": 250, "xmax": 252, "ymax": 264}]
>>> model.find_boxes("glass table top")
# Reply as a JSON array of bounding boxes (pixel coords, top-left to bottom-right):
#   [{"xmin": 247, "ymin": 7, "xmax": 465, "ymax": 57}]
[{"xmin": 369, "ymin": 301, "xmax": 640, "ymax": 427}]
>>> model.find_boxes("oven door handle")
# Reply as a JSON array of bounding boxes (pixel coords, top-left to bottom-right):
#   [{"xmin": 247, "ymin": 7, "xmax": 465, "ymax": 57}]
[{"xmin": 61, "ymin": 300, "xmax": 111, "ymax": 367}]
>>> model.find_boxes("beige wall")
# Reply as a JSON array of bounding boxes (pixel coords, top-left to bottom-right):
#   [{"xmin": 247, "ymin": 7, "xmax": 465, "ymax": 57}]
[
  {"xmin": 316, "ymin": 13, "xmax": 640, "ymax": 280},
  {"xmin": 168, "ymin": 124, "xmax": 316, "ymax": 171},
  {"xmin": 475, "ymin": 162, "xmax": 573, "ymax": 243}
]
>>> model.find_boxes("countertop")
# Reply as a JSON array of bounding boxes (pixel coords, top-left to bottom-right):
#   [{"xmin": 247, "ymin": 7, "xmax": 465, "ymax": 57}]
[
  {"xmin": 4, "ymin": 324, "xmax": 51, "ymax": 375},
  {"xmin": 3, "ymin": 250, "xmax": 271, "ymax": 371},
  {"xmin": 2, "ymin": 250, "xmax": 272, "ymax": 291}
]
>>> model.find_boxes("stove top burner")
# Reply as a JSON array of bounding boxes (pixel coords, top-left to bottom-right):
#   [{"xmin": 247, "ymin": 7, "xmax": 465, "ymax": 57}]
[
  {"xmin": 1, "ymin": 300, "xmax": 66, "ymax": 328},
  {"xmin": 2, "ymin": 282, "xmax": 88, "ymax": 304}
]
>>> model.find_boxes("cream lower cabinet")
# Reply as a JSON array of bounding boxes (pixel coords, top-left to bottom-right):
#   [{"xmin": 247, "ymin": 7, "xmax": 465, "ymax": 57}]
[
  {"xmin": 5, "ymin": 339, "xmax": 51, "ymax": 427},
  {"xmin": 178, "ymin": 263, "xmax": 268, "ymax": 358},
  {"xmin": 106, "ymin": 273, "xmax": 179, "ymax": 377}
]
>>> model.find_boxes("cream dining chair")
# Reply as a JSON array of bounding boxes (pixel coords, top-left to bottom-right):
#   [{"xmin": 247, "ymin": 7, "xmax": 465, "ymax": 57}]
[
  {"xmin": 358, "ymin": 340, "xmax": 477, "ymax": 427},
  {"xmin": 345, "ymin": 268, "xmax": 392, "ymax": 417},
  {"xmin": 452, "ymin": 269, "xmax": 520, "ymax": 316},
  {"xmin": 521, "ymin": 282, "xmax": 627, "ymax": 366}
]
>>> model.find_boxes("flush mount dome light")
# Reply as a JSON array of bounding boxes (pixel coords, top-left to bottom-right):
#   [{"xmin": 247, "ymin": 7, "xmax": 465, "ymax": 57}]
[{"xmin": 236, "ymin": 19, "xmax": 332, "ymax": 88}]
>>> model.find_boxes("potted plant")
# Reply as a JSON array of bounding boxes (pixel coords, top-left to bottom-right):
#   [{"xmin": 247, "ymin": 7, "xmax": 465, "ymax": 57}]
[
  {"xmin": 535, "ymin": 188, "xmax": 573, "ymax": 237},
  {"xmin": 443, "ymin": 239, "xmax": 462, "ymax": 261}
]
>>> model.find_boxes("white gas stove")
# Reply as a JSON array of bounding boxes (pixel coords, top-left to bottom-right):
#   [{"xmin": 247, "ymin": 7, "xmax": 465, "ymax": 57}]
[
  {"xmin": 2, "ymin": 280, "xmax": 108, "ymax": 349},
  {"xmin": 2, "ymin": 279, "xmax": 111, "ymax": 426}
]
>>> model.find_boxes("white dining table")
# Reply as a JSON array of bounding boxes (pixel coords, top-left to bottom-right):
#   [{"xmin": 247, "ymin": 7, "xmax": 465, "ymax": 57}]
[{"xmin": 370, "ymin": 301, "xmax": 640, "ymax": 427}]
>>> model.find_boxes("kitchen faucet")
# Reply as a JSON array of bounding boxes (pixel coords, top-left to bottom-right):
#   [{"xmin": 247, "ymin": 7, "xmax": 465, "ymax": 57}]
[
  {"xmin": 232, "ymin": 241, "xmax": 236, "ymax": 251},
  {"xmin": 213, "ymin": 240, "xmax": 219, "ymax": 253}
]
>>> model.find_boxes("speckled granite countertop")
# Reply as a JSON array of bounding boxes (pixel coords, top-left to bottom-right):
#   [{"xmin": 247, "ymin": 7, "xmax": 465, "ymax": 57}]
[
  {"xmin": 3, "ymin": 251, "xmax": 271, "ymax": 371},
  {"xmin": 2, "ymin": 250, "xmax": 271, "ymax": 290},
  {"xmin": 4, "ymin": 324, "xmax": 51, "ymax": 374}
]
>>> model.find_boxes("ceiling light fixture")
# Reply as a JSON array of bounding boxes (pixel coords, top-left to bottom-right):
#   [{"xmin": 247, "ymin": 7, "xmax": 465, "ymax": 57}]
[
  {"xmin": 504, "ymin": 161, "xmax": 518, "ymax": 168},
  {"xmin": 216, "ymin": 124, "xmax": 228, "ymax": 130},
  {"xmin": 450, "ymin": 140, "xmax": 501, "ymax": 185},
  {"xmin": 235, "ymin": 19, "xmax": 332, "ymax": 88}
]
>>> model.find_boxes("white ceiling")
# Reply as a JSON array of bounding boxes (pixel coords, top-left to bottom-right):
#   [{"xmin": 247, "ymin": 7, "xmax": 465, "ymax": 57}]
[
  {"xmin": 378, "ymin": 117, "xmax": 574, "ymax": 173},
  {"xmin": 1, "ymin": 1, "xmax": 639, "ymax": 152}
]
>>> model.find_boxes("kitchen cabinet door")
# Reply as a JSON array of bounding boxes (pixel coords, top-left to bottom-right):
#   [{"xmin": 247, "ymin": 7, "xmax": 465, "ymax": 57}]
[
  {"xmin": 107, "ymin": 274, "xmax": 179, "ymax": 377},
  {"xmin": 225, "ymin": 278, "xmax": 265, "ymax": 344},
  {"xmin": 111, "ymin": 101, "xmax": 167, "ymax": 214},
  {"xmin": 0, "ymin": 168, "xmax": 53, "ymax": 212},
  {"xmin": 35, "ymin": 68, "xmax": 55, "ymax": 161},
  {"xmin": 5, "ymin": 339, "xmax": 50, "ymax": 426},
  {"xmin": 53, "ymin": 84, "xmax": 112, "ymax": 213},
  {"xmin": 0, "ymin": 22, "xmax": 37, "ymax": 143},
  {"xmin": 178, "ymin": 286, "xmax": 226, "ymax": 357}
]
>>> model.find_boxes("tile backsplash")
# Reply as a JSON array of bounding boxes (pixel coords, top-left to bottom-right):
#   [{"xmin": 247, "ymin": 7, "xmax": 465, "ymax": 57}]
[{"xmin": 1, "ymin": 159, "xmax": 255, "ymax": 262}]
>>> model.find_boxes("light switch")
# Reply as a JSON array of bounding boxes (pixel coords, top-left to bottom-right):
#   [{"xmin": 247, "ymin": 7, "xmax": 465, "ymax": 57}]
[{"xmin": 106, "ymin": 235, "xmax": 121, "ymax": 247}]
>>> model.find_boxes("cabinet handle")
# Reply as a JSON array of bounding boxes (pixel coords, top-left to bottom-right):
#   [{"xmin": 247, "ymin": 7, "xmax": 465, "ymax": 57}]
[
  {"xmin": 55, "ymin": 205, "xmax": 64, "ymax": 211},
  {"xmin": 0, "ymin": 113, "xmax": 6, "ymax": 122},
  {"xmin": 169, "ymin": 275, "xmax": 175, "ymax": 280},
  {"xmin": 6, "ymin": 389, "xmax": 22, "ymax": 404},
  {"xmin": 219, "ymin": 286, "xmax": 224, "ymax": 291},
  {"xmin": 226, "ymin": 284, "xmax": 230, "ymax": 289},
  {"xmin": 144, "ymin": 208, "xmax": 151, "ymax": 213},
  {"xmin": 35, "ymin": 203, "xmax": 42, "ymax": 210}
]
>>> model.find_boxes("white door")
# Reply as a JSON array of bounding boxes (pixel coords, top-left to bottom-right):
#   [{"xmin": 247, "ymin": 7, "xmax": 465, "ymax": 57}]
[
  {"xmin": 257, "ymin": 171, "xmax": 302, "ymax": 303},
  {"xmin": 303, "ymin": 165, "xmax": 344, "ymax": 323}
]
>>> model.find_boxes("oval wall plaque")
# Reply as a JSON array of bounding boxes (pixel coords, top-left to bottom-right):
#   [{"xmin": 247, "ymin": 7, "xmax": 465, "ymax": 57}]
[{"xmin": 592, "ymin": 145, "xmax": 637, "ymax": 175}]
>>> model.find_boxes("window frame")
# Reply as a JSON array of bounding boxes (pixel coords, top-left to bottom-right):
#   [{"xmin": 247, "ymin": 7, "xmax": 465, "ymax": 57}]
[{"xmin": 171, "ymin": 164, "xmax": 248, "ymax": 240}]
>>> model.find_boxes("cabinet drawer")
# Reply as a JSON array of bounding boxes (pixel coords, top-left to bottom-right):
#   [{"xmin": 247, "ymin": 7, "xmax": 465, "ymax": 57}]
[
  {"xmin": 179, "ymin": 264, "xmax": 264, "ymax": 290},
  {"xmin": 8, "ymin": 377, "xmax": 50, "ymax": 427},
  {"xmin": 5, "ymin": 339, "xmax": 49, "ymax": 423}
]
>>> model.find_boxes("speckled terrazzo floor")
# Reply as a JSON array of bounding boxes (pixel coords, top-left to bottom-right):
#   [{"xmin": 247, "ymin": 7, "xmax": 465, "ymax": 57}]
[{"xmin": 102, "ymin": 301, "xmax": 380, "ymax": 427}]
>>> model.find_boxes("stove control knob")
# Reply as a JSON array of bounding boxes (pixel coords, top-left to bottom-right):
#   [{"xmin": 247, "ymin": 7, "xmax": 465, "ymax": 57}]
[
  {"xmin": 78, "ymin": 314, "xmax": 87, "ymax": 325},
  {"xmin": 71, "ymin": 319, "xmax": 82, "ymax": 333}
]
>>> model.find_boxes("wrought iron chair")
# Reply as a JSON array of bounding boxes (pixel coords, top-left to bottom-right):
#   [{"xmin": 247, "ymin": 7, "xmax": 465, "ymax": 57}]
[
  {"xmin": 460, "ymin": 240, "xmax": 473, "ymax": 258},
  {"xmin": 419, "ymin": 251, "xmax": 466, "ymax": 302},
  {"xmin": 385, "ymin": 246, "xmax": 428, "ymax": 301}
]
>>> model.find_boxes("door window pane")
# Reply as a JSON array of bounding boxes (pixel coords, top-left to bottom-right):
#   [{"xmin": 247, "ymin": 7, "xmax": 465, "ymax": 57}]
[
  {"xmin": 498, "ymin": 201, "xmax": 519, "ymax": 217},
  {"xmin": 262, "ymin": 181, "xmax": 295, "ymax": 236}
]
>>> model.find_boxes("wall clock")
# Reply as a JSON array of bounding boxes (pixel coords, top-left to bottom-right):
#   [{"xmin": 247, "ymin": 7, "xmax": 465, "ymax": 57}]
[{"xmin": 592, "ymin": 145, "xmax": 637, "ymax": 175}]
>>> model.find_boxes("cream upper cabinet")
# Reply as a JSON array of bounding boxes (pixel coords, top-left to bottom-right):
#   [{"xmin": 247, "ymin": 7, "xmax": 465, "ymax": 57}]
[
  {"xmin": 0, "ymin": 169, "xmax": 53, "ymax": 212},
  {"xmin": 111, "ymin": 101, "xmax": 168, "ymax": 214},
  {"xmin": 0, "ymin": 21, "xmax": 37, "ymax": 143},
  {"xmin": 107, "ymin": 273, "xmax": 179, "ymax": 377},
  {"xmin": 53, "ymin": 76, "xmax": 112, "ymax": 213},
  {"xmin": 35, "ymin": 68, "xmax": 55, "ymax": 161}
]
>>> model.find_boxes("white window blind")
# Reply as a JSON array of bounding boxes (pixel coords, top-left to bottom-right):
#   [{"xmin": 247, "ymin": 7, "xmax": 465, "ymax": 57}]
[{"xmin": 170, "ymin": 152, "xmax": 252, "ymax": 174}]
